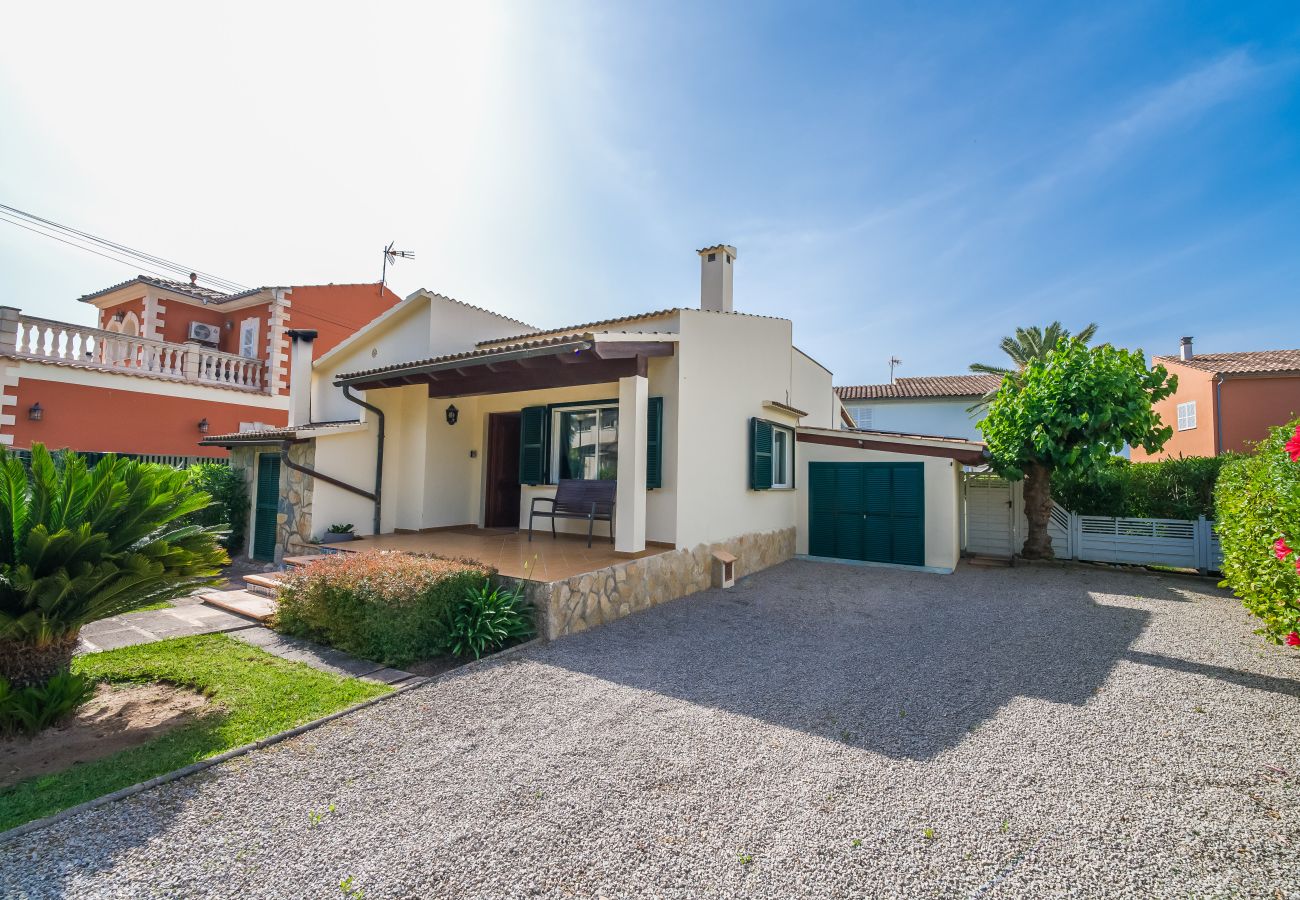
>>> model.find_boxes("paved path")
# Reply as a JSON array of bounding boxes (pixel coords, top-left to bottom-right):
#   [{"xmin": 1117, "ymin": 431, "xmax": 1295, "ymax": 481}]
[
  {"xmin": 77, "ymin": 596, "xmax": 416, "ymax": 686},
  {"xmin": 9, "ymin": 561, "xmax": 1299, "ymax": 898}
]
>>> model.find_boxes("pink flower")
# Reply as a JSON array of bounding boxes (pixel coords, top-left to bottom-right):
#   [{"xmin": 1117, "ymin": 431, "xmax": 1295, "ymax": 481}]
[
  {"xmin": 1287, "ymin": 631, "xmax": 1300, "ymax": 648},
  {"xmin": 1287, "ymin": 424, "xmax": 1300, "ymax": 462},
  {"xmin": 1275, "ymin": 539, "xmax": 1293, "ymax": 560}
]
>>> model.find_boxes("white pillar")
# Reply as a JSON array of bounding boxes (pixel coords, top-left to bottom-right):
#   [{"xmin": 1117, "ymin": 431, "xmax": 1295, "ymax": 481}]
[{"xmin": 615, "ymin": 373, "xmax": 648, "ymax": 554}]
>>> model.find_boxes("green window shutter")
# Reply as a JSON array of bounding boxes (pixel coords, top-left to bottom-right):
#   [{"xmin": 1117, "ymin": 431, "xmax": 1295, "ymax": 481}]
[
  {"xmin": 749, "ymin": 418, "xmax": 773, "ymax": 490},
  {"xmin": 646, "ymin": 396, "xmax": 663, "ymax": 489},
  {"xmin": 519, "ymin": 406, "xmax": 549, "ymax": 485}
]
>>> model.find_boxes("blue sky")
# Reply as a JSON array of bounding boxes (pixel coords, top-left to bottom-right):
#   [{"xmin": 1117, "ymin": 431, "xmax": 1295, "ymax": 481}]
[{"xmin": 1, "ymin": 1, "xmax": 1297, "ymax": 385}]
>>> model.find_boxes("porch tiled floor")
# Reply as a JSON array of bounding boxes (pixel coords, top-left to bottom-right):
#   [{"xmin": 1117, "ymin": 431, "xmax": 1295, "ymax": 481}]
[{"xmin": 333, "ymin": 528, "xmax": 669, "ymax": 581}]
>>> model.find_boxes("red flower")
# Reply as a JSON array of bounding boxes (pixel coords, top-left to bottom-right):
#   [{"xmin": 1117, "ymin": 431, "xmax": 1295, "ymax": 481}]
[
  {"xmin": 1287, "ymin": 631, "xmax": 1300, "ymax": 647},
  {"xmin": 1275, "ymin": 539, "xmax": 1293, "ymax": 560},
  {"xmin": 1287, "ymin": 424, "xmax": 1300, "ymax": 462}
]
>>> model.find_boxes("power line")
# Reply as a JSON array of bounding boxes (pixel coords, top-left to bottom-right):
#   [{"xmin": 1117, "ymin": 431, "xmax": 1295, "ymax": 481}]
[
  {"xmin": 0, "ymin": 202, "xmax": 250, "ymax": 293},
  {"xmin": 0, "ymin": 212, "xmax": 176, "ymax": 282}
]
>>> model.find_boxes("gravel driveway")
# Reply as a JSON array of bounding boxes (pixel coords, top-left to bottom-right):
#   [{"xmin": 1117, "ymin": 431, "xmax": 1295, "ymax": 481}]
[{"xmin": 4, "ymin": 560, "xmax": 1298, "ymax": 898}]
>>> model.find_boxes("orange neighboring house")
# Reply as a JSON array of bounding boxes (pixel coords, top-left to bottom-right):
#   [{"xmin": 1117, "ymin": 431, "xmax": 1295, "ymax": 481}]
[
  {"xmin": 0, "ymin": 276, "xmax": 401, "ymax": 459},
  {"xmin": 1132, "ymin": 338, "xmax": 1300, "ymax": 461}
]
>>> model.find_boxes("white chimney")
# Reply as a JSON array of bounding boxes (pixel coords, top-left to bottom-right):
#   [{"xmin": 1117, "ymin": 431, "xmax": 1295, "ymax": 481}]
[
  {"xmin": 1180, "ymin": 336, "xmax": 1194, "ymax": 361},
  {"xmin": 286, "ymin": 329, "xmax": 317, "ymax": 426},
  {"xmin": 698, "ymin": 244, "xmax": 737, "ymax": 313}
]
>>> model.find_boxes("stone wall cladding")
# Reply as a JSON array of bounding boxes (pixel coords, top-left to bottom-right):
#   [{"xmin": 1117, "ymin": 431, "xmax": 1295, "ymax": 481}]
[
  {"xmin": 277, "ymin": 440, "xmax": 315, "ymax": 561},
  {"xmin": 520, "ymin": 526, "xmax": 795, "ymax": 640},
  {"xmin": 227, "ymin": 447, "xmax": 259, "ymax": 558}
]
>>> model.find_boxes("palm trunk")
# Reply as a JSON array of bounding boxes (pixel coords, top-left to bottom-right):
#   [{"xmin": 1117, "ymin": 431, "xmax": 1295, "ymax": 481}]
[
  {"xmin": 0, "ymin": 635, "xmax": 80, "ymax": 689},
  {"xmin": 1021, "ymin": 462, "xmax": 1055, "ymax": 560}
]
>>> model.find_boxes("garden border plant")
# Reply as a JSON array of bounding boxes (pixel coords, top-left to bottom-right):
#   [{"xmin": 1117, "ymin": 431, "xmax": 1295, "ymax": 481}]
[
  {"xmin": 1215, "ymin": 418, "xmax": 1300, "ymax": 646},
  {"xmin": 276, "ymin": 551, "xmax": 535, "ymax": 667}
]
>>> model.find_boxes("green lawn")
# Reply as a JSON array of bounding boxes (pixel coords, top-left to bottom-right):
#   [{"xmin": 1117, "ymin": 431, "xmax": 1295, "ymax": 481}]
[{"xmin": 0, "ymin": 634, "xmax": 390, "ymax": 832}]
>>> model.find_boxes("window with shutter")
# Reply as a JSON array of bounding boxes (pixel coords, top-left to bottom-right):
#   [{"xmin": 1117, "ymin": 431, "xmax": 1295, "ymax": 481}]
[
  {"xmin": 646, "ymin": 396, "xmax": 663, "ymax": 489},
  {"xmin": 518, "ymin": 406, "xmax": 549, "ymax": 485},
  {"xmin": 750, "ymin": 418, "xmax": 773, "ymax": 490}
]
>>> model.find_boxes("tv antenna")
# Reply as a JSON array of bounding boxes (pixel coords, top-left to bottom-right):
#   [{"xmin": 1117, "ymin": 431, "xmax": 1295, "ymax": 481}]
[
  {"xmin": 380, "ymin": 241, "xmax": 415, "ymax": 295},
  {"xmin": 888, "ymin": 355, "xmax": 902, "ymax": 384}
]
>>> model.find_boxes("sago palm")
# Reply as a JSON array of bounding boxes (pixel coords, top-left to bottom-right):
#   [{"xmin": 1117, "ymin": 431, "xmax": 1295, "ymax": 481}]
[
  {"xmin": 0, "ymin": 445, "xmax": 228, "ymax": 688},
  {"xmin": 969, "ymin": 321, "xmax": 1099, "ymax": 408}
]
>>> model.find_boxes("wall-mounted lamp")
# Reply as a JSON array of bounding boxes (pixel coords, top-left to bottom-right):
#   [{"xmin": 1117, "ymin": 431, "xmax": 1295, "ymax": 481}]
[
  {"xmin": 27, "ymin": 402, "xmax": 42, "ymax": 421},
  {"xmin": 112, "ymin": 311, "xmax": 126, "ymax": 323},
  {"xmin": 445, "ymin": 404, "xmax": 459, "ymax": 426},
  {"xmin": 197, "ymin": 418, "xmax": 209, "ymax": 434}
]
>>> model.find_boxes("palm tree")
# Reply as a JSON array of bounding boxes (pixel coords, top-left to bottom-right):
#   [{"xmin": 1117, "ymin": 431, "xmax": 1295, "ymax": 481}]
[
  {"xmin": 0, "ymin": 445, "xmax": 228, "ymax": 691},
  {"xmin": 969, "ymin": 321, "xmax": 1099, "ymax": 408}
]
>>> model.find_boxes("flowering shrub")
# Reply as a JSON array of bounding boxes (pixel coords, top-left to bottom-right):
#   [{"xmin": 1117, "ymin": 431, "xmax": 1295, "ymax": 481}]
[
  {"xmin": 275, "ymin": 552, "xmax": 493, "ymax": 666},
  {"xmin": 1215, "ymin": 419, "xmax": 1300, "ymax": 646}
]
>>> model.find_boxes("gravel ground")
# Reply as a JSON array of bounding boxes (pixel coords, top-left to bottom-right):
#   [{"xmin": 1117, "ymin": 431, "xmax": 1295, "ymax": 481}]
[{"xmin": 3, "ymin": 560, "xmax": 1298, "ymax": 899}]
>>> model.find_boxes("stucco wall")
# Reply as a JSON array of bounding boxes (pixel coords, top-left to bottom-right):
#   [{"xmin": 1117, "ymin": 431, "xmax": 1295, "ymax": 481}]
[
  {"xmin": 673, "ymin": 309, "xmax": 800, "ymax": 548},
  {"xmin": 1131, "ymin": 362, "xmax": 1216, "ymax": 460},
  {"xmin": 8, "ymin": 364, "xmax": 286, "ymax": 456},
  {"xmin": 791, "ymin": 348, "xmax": 836, "ymax": 429},
  {"xmin": 841, "ymin": 398, "xmax": 984, "ymax": 441},
  {"xmin": 1219, "ymin": 375, "xmax": 1300, "ymax": 454},
  {"xmin": 793, "ymin": 440, "xmax": 962, "ymax": 572}
]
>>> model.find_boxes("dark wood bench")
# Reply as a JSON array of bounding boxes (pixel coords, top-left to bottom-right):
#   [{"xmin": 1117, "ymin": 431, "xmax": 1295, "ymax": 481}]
[{"xmin": 528, "ymin": 479, "xmax": 616, "ymax": 547}]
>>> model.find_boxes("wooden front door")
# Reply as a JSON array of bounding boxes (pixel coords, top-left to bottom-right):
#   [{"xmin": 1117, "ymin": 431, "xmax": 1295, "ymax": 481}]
[{"xmin": 485, "ymin": 412, "xmax": 522, "ymax": 529}]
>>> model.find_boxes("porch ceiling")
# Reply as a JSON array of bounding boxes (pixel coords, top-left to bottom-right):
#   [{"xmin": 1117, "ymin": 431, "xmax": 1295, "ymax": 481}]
[{"xmin": 335, "ymin": 336, "xmax": 675, "ymax": 397}]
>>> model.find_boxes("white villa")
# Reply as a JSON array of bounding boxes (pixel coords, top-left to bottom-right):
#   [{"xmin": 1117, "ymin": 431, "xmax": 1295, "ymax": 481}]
[{"xmin": 203, "ymin": 245, "xmax": 986, "ymax": 638}]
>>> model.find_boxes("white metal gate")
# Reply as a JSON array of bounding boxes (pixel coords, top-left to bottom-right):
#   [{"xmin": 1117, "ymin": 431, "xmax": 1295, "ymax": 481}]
[{"xmin": 964, "ymin": 474, "xmax": 1015, "ymax": 557}]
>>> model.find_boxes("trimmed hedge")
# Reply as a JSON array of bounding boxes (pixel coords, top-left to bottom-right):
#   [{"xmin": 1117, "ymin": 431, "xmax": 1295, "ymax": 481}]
[
  {"xmin": 1051, "ymin": 455, "xmax": 1226, "ymax": 520},
  {"xmin": 275, "ymin": 552, "xmax": 494, "ymax": 666},
  {"xmin": 1214, "ymin": 419, "xmax": 1300, "ymax": 644}
]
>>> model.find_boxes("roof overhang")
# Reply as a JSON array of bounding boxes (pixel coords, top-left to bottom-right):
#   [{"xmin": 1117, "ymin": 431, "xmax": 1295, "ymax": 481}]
[
  {"xmin": 796, "ymin": 425, "xmax": 988, "ymax": 466},
  {"xmin": 334, "ymin": 335, "xmax": 676, "ymax": 397},
  {"xmin": 198, "ymin": 420, "xmax": 366, "ymax": 447}
]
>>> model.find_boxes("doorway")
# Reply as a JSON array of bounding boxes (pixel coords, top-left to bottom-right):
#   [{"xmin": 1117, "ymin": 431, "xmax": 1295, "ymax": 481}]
[
  {"xmin": 252, "ymin": 452, "xmax": 281, "ymax": 561},
  {"xmin": 484, "ymin": 412, "xmax": 522, "ymax": 529}
]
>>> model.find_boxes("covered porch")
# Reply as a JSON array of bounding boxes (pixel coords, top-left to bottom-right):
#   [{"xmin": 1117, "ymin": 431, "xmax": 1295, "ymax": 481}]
[
  {"xmin": 332, "ymin": 331, "xmax": 678, "ymax": 556},
  {"xmin": 329, "ymin": 527, "xmax": 669, "ymax": 582}
]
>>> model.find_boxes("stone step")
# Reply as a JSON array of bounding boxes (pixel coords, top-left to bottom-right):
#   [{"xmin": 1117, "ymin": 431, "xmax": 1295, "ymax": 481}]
[
  {"xmin": 242, "ymin": 572, "xmax": 285, "ymax": 597},
  {"xmin": 283, "ymin": 554, "xmax": 329, "ymax": 569},
  {"xmin": 200, "ymin": 589, "xmax": 278, "ymax": 622}
]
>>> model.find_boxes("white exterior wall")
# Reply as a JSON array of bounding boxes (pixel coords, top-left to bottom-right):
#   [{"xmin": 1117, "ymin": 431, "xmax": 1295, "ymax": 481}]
[
  {"xmin": 312, "ymin": 292, "xmax": 536, "ymax": 423},
  {"xmin": 842, "ymin": 397, "xmax": 983, "ymax": 441},
  {"xmin": 791, "ymin": 348, "xmax": 836, "ymax": 429},
  {"xmin": 793, "ymin": 441, "xmax": 963, "ymax": 572},
  {"xmin": 672, "ymin": 309, "xmax": 800, "ymax": 548}
]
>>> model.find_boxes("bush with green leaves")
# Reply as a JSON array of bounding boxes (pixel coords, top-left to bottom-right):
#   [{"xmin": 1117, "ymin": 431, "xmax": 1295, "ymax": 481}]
[
  {"xmin": 0, "ymin": 444, "xmax": 228, "ymax": 696},
  {"xmin": 446, "ymin": 578, "xmax": 536, "ymax": 659},
  {"xmin": 0, "ymin": 671, "xmax": 94, "ymax": 736},
  {"xmin": 185, "ymin": 462, "xmax": 248, "ymax": 553},
  {"xmin": 1051, "ymin": 454, "xmax": 1227, "ymax": 520},
  {"xmin": 275, "ymin": 552, "xmax": 494, "ymax": 666},
  {"xmin": 1214, "ymin": 418, "xmax": 1300, "ymax": 645}
]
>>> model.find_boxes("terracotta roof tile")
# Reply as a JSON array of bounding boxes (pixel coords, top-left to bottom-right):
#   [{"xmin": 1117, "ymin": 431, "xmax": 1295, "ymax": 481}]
[
  {"xmin": 1156, "ymin": 349, "xmax": 1300, "ymax": 376},
  {"xmin": 835, "ymin": 374, "xmax": 1003, "ymax": 400},
  {"xmin": 475, "ymin": 307, "xmax": 786, "ymax": 349},
  {"xmin": 78, "ymin": 275, "xmax": 265, "ymax": 305},
  {"xmin": 199, "ymin": 420, "xmax": 361, "ymax": 445},
  {"xmin": 334, "ymin": 335, "xmax": 594, "ymax": 383}
]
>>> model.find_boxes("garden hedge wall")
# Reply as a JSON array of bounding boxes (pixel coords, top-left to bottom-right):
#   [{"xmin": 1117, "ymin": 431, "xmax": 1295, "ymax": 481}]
[
  {"xmin": 1214, "ymin": 418, "xmax": 1300, "ymax": 644},
  {"xmin": 1051, "ymin": 455, "xmax": 1225, "ymax": 520}
]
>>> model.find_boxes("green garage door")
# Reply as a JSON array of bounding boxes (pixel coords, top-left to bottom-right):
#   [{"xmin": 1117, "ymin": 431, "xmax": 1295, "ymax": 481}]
[
  {"xmin": 252, "ymin": 452, "xmax": 281, "ymax": 561},
  {"xmin": 808, "ymin": 462, "xmax": 924, "ymax": 566}
]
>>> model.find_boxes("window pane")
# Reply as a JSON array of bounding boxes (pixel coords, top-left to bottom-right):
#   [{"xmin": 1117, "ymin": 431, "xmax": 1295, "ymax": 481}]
[
  {"xmin": 560, "ymin": 407, "xmax": 619, "ymax": 480},
  {"xmin": 773, "ymin": 429, "xmax": 787, "ymax": 485},
  {"xmin": 597, "ymin": 408, "xmax": 618, "ymax": 479}
]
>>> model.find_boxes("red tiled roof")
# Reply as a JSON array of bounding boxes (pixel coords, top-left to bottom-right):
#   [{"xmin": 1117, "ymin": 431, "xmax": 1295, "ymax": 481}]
[
  {"xmin": 78, "ymin": 275, "xmax": 264, "ymax": 305},
  {"xmin": 199, "ymin": 420, "xmax": 361, "ymax": 445},
  {"xmin": 835, "ymin": 374, "xmax": 1003, "ymax": 400},
  {"xmin": 1156, "ymin": 349, "xmax": 1300, "ymax": 376}
]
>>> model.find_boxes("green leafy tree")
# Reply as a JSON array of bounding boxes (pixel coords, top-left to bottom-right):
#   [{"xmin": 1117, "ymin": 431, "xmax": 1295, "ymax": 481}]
[
  {"xmin": 977, "ymin": 340, "xmax": 1177, "ymax": 558},
  {"xmin": 0, "ymin": 445, "xmax": 228, "ymax": 691}
]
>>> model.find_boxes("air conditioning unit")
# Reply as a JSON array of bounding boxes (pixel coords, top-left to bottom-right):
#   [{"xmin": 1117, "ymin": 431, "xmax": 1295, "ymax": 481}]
[{"xmin": 188, "ymin": 322, "xmax": 221, "ymax": 344}]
